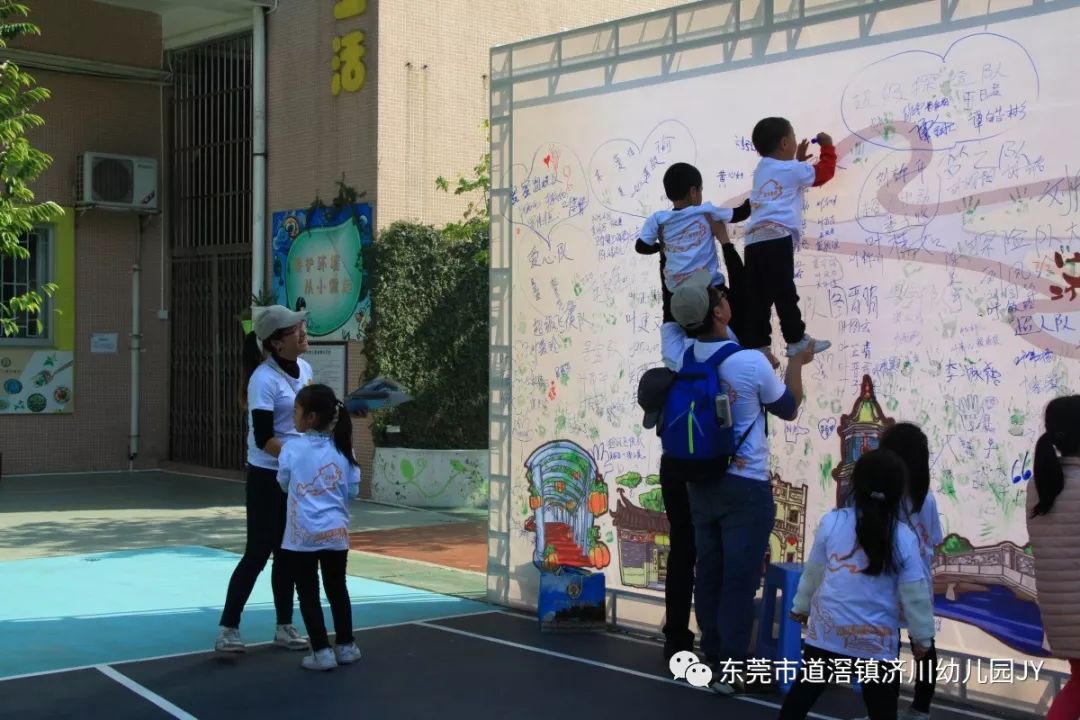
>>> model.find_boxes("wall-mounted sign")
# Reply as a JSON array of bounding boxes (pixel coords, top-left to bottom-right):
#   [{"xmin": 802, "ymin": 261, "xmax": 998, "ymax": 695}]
[{"xmin": 270, "ymin": 203, "xmax": 373, "ymax": 342}]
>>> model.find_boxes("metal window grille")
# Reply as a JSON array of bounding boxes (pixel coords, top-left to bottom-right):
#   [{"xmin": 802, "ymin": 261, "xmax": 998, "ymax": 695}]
[
  {"xmin": 0, "ymin": 229, "xmax": 50, "ymax": 341},
  {"xmin": 167, "ymin": 33, "xmax": 254, "ymax": 469}
]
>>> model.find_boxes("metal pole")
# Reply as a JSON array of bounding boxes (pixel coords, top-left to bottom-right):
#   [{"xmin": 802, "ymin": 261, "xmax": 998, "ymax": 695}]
[{"xmin": 251, "ymin": 6, "xmax": 267, "ymax": 303}]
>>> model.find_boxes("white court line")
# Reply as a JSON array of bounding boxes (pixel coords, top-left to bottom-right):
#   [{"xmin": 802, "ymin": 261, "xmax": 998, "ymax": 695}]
[
  {"xmin": 95, "ymin": 665, "xmax": 198, "ymax": 720},
  {"xmin": 413, "ymin": 620, "xmax": 842, "ymax": 720},
  {"xmin": 0, "ymin": 609, "xmax": 498, "ymax": 684},
  {"xmin": 491, "ymin": 609, "xmax": 666, "ymax": 647}
]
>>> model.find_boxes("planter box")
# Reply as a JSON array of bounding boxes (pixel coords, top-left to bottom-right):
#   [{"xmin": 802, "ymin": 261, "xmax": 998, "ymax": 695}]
[{"xmin": 371, "ymin": 447, "xmax": 488, "ymax": 508}]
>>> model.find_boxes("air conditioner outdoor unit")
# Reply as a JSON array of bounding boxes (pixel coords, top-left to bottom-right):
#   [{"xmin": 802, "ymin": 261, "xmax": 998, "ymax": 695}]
[{"xmin": 76, "ymin": 152, "xmax": 158, "ymax": 211}]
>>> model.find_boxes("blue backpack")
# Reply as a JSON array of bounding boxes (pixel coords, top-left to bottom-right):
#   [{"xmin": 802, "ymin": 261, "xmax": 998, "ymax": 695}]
[{"xmin": 660, "ymin": 344, "xmax": 752, "ymax": 465}]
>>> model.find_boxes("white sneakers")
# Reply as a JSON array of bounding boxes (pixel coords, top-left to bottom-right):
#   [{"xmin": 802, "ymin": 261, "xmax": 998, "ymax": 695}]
[
  {"xmin": 301, "ymin": 643, "xmax": 362, "ymax": 671},
  {"xmin": 334, "ymin": 642, "xmax": 362, "ymax": 665},
  {"xmin": 785, "ymin": 334, "xmax": 831, "ymax": 358},
  {"xmin": 215, "ymin": 625, "xmax": 361, "ymax": 672},
  {"xmin": 215, "ymin": 624, "xmax": 307, "ymax": 653},
  {"xmin": 214, "ymin": 626, "xmax": 245, "ymax": 653},
  {"xmin": 273, "ymin": 624, "xmax": 310, "ymax": 651},
  {"xmin": 302, "ymin": 648, "xmax": 338, "ymax": 671}
]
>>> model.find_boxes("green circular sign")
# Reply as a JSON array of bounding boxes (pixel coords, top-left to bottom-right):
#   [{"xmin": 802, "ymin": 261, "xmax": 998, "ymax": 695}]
[{"xmin": 285, "ymin": 223, "xmax": 363, "ymax": 337}]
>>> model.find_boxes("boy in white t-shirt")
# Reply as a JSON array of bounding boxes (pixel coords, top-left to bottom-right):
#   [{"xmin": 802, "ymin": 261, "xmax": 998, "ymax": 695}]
[
  {"xmin": 743, "ymin": 117, "xmax": 836, "ymax": 358},
  {"xmin": 635, "ymin": 162, "xmax": 753, "ymax": 370}
]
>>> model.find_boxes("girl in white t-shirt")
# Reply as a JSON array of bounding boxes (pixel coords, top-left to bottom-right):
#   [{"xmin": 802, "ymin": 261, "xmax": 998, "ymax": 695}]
[
  {"xmin": 779, "ymin": 448, "xmax": 935, "ymax": 720},
  {"xmin": 278, "ymin": 383, "xmax": 362, "ymax": 671},
  {"xmin": 880, "ymin": 422, "xmax": 943, "ymax": 720}
]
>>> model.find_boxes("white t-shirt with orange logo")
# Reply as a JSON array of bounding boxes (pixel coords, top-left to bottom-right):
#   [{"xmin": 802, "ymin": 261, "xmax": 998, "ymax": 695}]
[
  {"xmin": 277, "ymin": 432, "xmax": 361, "ymax": 552},
  {"xmin": 805, "ymin": 508, "xmax": 925, "ymax": 660},
  {"xmin": 638, "ymin": 202, "xmax": 734, "ymax": 291},
  {"xmin": 746, "ymin": 157, "xmax": 817, "ymax": 246}
]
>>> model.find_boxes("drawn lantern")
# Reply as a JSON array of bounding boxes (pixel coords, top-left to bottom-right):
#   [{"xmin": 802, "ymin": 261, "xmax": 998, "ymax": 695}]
[{"xmin": 588, "ymin": 479, "xmax": 609, "ymax": 516}]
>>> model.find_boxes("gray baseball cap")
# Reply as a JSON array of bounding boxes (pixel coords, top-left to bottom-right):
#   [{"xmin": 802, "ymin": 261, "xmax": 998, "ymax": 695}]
[
  {"xmin": 670, "ymin": 269, "xmax": 714, "ymax": 330},
  {"xmin": 253, "ymin": 305, "xmax": 307, "ymax": 342}
]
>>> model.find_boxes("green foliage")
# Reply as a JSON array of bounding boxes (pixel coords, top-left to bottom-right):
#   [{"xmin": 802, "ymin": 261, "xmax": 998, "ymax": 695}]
[
  {"xmin": 365, "ymin": 218, "xmax": 489, "ymax": 448},
  {"xmin": 308, "ymin": 175, "xmax": 367, "ymax": 227},
  {"xmin": 616, "ymin": 472, "xmax": 642, "ymax": 490},
  {"xmin": 0, "ymin": 3, "xmax": 63, "ymax": 337},
  {"xmin": 436, "ymin": 119, "xmax": 490, "ymax": 225},
  {"xmin": 639, "ymin": 488, "xmax": 665, "ymax": 514},
  {"xmin": 939, "ymin": 533, "xmax": 974, "ymax": 555}
]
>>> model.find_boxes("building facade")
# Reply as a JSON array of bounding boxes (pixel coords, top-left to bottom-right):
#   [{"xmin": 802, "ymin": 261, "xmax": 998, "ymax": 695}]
[{"xmin": 2, "ymin": 0, "xmax": 693, "ymax": 478}]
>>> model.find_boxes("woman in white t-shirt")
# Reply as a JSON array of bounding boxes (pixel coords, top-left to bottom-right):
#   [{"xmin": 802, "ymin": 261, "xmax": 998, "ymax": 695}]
[
  {"xmin": 278, "ymin": 383, "xmax": 362, "ymax": 671},
  {"xmin": 780, "ymin": 449, "xmax": 935, "ymax": 720},
  {"xmin": 880, "ymin": 422, "xmax": 944, "ymax": 720},
  {"xmin": 215, "ymin": 305, "xmax": 313, "ymax": 654}
]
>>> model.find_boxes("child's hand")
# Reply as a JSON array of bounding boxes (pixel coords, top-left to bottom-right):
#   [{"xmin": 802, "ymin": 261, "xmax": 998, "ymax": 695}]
[
  {"xmin": 796, "ymin": 138, "xmax": 812, "ymax": 162},
  {"xmin": 709, "ymin": 218, "xmax": 731, "ymax": 245},
  {"xmin": 790, "ymin": 611, "xmax": 809, "ymax": 625},
  {"xmin": 911, "ymin": 642, "xmax": 929, "ymax": 660},
  {"xmin": 816, "ymin": 132, "xmax": 834, "ymax": 147}
]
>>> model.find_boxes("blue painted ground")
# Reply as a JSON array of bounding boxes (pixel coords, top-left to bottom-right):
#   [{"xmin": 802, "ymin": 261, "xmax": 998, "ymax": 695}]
[
  {"xmin": 0, "ymin": 545, "xmax": 490, "ymax": 678},
  {"xmin": 934, "ymin": 586, "xmax": 1049, "ymax": 658}
]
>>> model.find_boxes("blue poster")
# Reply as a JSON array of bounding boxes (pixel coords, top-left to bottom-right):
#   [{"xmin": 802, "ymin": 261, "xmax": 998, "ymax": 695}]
[{"xmin": 270, "ymin": 203, "xmax": 373, "ymax": 341}]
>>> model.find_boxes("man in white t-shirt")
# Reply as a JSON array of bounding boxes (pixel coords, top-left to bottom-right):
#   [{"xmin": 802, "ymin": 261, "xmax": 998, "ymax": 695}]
[{"xmin": 664, "ymin": 269, "xmax": 813, "ymax": 695}]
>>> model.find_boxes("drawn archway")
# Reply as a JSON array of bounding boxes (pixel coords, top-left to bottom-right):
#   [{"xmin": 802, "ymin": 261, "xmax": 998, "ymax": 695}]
[{"xmin": 524, "ymin": 439, "xmax": 610, "ymax": 570}]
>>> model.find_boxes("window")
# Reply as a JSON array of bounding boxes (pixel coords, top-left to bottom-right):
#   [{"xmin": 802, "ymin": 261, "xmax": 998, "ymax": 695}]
[
  {"xmin": 0, "ymin": 227, "xmax": 52, "ymax": 344},
  {"xmin": 788, "ymin": 509, "xmax": 800, "ymax": 524}
]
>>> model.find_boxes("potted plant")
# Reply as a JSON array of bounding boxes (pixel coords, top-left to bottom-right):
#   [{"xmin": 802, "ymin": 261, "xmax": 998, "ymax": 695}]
[{"xmin": 236, "ymin": 289, "xmax": 276, "ymax": 335}]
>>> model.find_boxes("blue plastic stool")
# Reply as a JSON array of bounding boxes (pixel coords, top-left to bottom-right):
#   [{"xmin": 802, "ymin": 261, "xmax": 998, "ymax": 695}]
[{"xmin": 756, "ymin": 562, "xmax": 804, "ymax": 694}]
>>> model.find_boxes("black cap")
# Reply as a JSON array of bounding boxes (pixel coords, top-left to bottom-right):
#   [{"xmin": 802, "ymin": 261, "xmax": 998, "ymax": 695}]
[{"xmin": 637, "ymin": 367, "xmax": 675, "ymax": 429}]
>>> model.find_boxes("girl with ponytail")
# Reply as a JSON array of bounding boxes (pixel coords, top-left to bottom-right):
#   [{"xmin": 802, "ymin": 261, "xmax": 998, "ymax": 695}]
[
  {"xmin": 277, "ymin": 383, "xmax": 362, "ymax": 671},
  {"xmin": 880, "ymin": 422, "xmax": 942, "ymax": 720},
  {"xmin": 780, "ymin": 449, "xmax": 934, "ymax": 720},
  {"xmin": 1027, "ymin": 395, "xmax": 1080, "ymax": 720}
]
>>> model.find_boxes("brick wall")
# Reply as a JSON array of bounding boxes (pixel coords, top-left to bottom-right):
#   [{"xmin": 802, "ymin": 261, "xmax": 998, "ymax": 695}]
[
  {"xmin": 376, "ymin": 0, "xmax": 693, "ymax": 229},
  {"xmin": 266, "ymin": 1, "xmax": 380, "ymax": 493},
  {"xmin": 0, "ymin": 1, "xmax": 167, "ymax": 474}
]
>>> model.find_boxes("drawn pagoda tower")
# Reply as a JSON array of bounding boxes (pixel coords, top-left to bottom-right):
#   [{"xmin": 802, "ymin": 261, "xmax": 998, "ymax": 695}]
[{"xmin": 831, "ymin": 374, "xmax": 895, "ymax": 507}]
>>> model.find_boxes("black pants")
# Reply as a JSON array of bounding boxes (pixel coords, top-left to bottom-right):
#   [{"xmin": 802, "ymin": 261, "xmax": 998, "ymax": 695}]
[
  {"xmin": 903, "ymin": 633, "xmax": 937, "ymax": 713},
  {"xmin": 219, "ymin": 465, "xmax": 295, "ymax": 629},
  {"xmin": 287, "ymin": 549, "xmax": 354, "ymax": 651},
  {"xmin": 743, "ymin": 236, "xmax": 806, "ymax": 348},
  {"xmin": 779, "ymin": 644, "xmax": 900, "ymax": 720},
  {"xmin": 660, "ymin": 243, "xmax": 749, "ymax": 340},
  {"xmin": 659, "ymin": 456, "xmax": 696, "ymax": 655}
]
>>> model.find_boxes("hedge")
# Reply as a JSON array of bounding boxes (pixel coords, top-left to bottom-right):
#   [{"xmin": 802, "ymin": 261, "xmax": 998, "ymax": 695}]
[{"xmin": 365, "ymin": 218, "xmax": 489, "ymax": 449}]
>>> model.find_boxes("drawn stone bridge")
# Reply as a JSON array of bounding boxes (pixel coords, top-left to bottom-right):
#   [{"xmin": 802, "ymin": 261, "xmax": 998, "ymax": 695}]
[{"xmin": 932, "ymin": 541, "xmax": 1037, "ymax": 602}]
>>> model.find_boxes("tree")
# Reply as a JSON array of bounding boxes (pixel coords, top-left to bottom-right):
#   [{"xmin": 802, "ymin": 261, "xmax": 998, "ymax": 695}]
[
  {"xmin": 435, "ymin": 119, "xmax": 490, "ymax": 225},
  {"xmin": 0, "ymin": 2, "xmax": 62, "ymax": 337}
]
